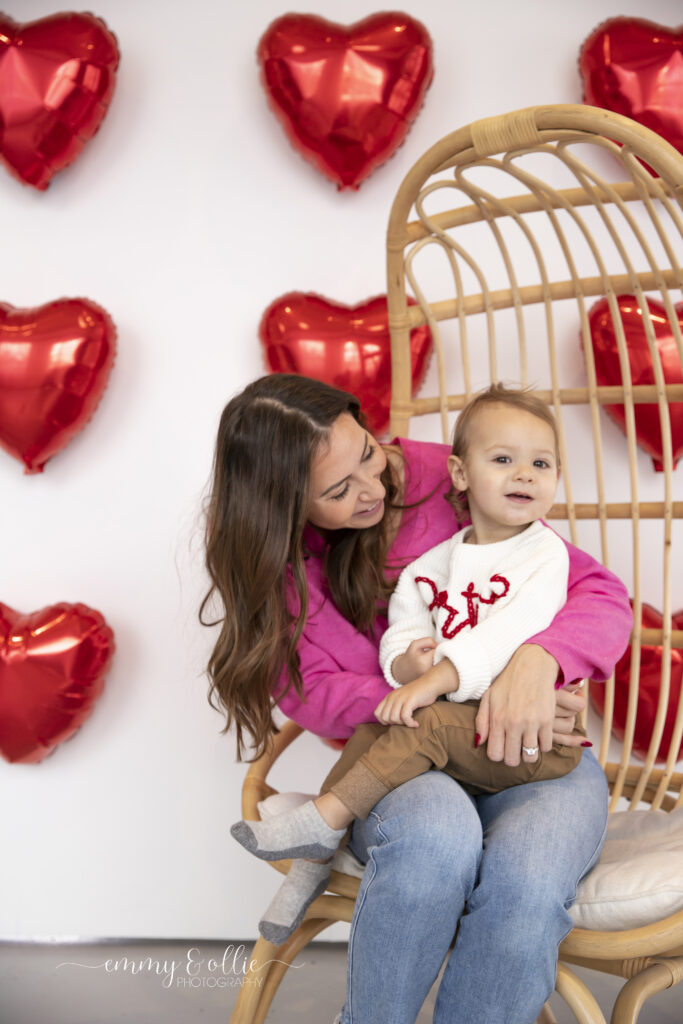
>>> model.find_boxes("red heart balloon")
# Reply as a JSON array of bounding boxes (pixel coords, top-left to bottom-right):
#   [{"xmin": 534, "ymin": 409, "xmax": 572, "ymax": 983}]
[
  {"xmin": 260, "ymin": 292, "xmax": 432, "ymax": 436},
  {"xmin": 257, "ymin": 12, "xmax": 433, "ymax": 189},
  {"xmin": 585, "ymin": 296, "xmax": 683, "ymax": 471},
  {"xmin": 0, "ymin": 602, "xmax": 115, "ymax": 764},
  {"xmin": 590, "ymin": 603, "xmax": 683, "ymax": 764},
  {"xmin": 579, "ymin": 18, "xmax": 683, "ymax": 161},
  {"xmin": 0, "ymin": 12, "xmax": 120, "ymax": 190},
  {"xmin": 321, "ymin": 737, "xmax": 348, "ymax": 752},
  {"xmin": 0, "ymin": 298, "xmax": 117, "ymax": 473}
]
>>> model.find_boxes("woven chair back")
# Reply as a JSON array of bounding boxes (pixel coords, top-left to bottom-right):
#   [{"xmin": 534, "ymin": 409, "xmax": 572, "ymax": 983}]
[{"xmin": 386, "ymin": 105, "xmax": 683, "ymax": 812}]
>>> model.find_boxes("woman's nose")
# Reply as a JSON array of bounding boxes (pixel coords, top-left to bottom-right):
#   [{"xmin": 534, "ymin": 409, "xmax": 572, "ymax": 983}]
[{"xmin": 359, "ymin": 472, "xmax": 385, "ymax": 501}]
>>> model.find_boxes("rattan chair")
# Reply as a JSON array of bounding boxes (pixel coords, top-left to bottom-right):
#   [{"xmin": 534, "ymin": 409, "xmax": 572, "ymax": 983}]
[{"xmin": 231, "ymin": 105, "xmax": 683, "ymax": 1024}]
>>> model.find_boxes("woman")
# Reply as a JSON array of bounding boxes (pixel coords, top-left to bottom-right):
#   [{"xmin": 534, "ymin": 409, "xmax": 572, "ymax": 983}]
[{"xmin": 201, "ymin": 373, "xmax": 631, "ymax": 1024}]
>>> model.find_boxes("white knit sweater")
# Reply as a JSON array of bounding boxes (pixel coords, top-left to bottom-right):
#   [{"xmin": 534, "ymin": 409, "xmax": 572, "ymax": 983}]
[{"xmin": 379, "ymin": 521, "xmax": 569, "ymax": 702}]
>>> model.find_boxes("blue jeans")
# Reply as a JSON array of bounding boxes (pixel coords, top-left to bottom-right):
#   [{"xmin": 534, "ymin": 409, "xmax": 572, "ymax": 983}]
[{"xmin": 338, "ymin": 750, "xmax": 608, "ymax": 1024}]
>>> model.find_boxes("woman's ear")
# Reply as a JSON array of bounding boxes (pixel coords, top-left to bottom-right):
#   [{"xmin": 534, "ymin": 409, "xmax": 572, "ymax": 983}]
[{"xmin": 447, "ymin": 454, "xmax": 467, "ymax": 492}]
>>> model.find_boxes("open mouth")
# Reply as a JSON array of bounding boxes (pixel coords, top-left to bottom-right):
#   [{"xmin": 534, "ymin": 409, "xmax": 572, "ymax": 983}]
[
  {"xmin": 356, "ymin": 500, "xmax": 383, "ymax": 516},
  {"xmin": 505, "ymin": 493, "xmax": 533, "ymax": 502}
]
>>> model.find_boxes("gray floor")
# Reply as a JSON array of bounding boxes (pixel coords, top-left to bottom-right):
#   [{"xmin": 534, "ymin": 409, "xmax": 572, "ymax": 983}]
[{"xmin": 0, "ymin": 939, "xmax": 681, "ymax": 1023}]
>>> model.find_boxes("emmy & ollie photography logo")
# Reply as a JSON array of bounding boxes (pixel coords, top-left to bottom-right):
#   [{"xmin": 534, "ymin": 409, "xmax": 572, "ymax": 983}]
[{"xmin": 56, "ymin": 943, "xmax": 304, "ymax": 989}]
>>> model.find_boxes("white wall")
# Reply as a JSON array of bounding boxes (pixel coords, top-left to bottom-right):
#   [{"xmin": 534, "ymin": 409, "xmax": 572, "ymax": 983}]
[{"xmin": 0, "ymin": 0, "xmax": 681, "ymax": 941}]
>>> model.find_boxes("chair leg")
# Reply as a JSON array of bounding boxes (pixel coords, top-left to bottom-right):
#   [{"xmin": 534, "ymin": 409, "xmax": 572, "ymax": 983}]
[
  {"xmin": 229, "ymin": 918, "xmax": 343, "ymax": 1024},
  {"xmin": 230, "ymin": 936, "xmax": 279, "ymax": 1024},
  {"xmin": 611, "ymin": 959, "xmax": 681, "ymax": 1024},
  {"xmin": 229, "ymin": 886, "xmax": 355, "ymax": 1022},
  {"xmin": 555, "ymin": 963, "xmax": 607, "ymax": 1024},
  {"xmin": 536, "ymin": 1001, "xmax": 559, "ymax": 1023},
  {"xmin": 253, "ymin": 917, "xmax": 341, "ymax": 1024}
]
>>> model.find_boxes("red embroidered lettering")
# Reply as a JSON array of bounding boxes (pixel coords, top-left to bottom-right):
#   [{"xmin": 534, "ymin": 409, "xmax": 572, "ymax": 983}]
[
  {"xmin": 415, "ymin": 573, "xmax": 511, "ymax": 640},
  {"xmin": 477, "ymin": 574, "xmax": 510, "ymax": 604},
  {"xmin": 414, "ymin": 577, "xmax": 461, "ymax": 636}
]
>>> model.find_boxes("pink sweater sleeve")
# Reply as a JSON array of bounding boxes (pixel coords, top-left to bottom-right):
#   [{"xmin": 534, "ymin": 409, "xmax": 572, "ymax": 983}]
[
  {"xmin": 528, "ymin": 536, "xmax": 632, "ymax": 686},
  {"xmin": 274, "ymin": 634, "xmax": 392, "ymax": 739}
]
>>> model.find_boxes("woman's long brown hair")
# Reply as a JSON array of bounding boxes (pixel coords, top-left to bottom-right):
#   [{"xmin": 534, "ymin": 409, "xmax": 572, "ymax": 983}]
[{"xmin": 199, "ymin": 374, "xmax": 400, "ymax": 760}]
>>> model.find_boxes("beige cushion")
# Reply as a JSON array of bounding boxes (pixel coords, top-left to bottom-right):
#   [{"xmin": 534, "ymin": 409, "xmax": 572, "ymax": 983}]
[
  {"xmin": 569, "ymin": 807, "xmax": 683, "ymax": 931},
  {"xmin": 258, "ymin": 794, "xmax": 683, "ymax": 931}
]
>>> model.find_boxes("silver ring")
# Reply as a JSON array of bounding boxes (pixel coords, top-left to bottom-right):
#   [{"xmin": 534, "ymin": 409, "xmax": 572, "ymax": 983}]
[{"xmin": 522, "ymin": 745, "xmax": 539, "ymax": 756}]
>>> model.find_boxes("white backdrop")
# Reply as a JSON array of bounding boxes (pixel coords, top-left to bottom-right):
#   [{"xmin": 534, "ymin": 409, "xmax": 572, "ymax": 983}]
[{"xmin": 0, "ymin": 0, "xmax": 681, "ymax": 941}]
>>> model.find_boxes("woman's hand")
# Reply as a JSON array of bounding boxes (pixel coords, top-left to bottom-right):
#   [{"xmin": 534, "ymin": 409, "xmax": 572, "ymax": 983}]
[
  {"xmin": 552, "ymin": 683, "xmax": 588, "ymax": 746},
  {"xmin": 475, "ymin": 644, "xmax": 559, "ymax": 766}
]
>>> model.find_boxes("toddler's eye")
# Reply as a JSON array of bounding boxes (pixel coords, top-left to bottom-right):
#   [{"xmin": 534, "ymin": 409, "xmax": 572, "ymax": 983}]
[
  {"xmin": 534, "ymin": 459, "xmax": 550, "ymax": 469},
  {"xmin": 493, "ymin": 455, "xmax": 510, "ymax": 463}
]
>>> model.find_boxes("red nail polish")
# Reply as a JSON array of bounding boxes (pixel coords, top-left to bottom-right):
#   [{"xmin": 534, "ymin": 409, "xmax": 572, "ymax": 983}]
[
  {"xmin": 475, "ymin": 733, "xmax": 481, "ymax": 747},
  {"xmin": 581, "ymin": 740, "xmax": 593, "ymax": 747}
]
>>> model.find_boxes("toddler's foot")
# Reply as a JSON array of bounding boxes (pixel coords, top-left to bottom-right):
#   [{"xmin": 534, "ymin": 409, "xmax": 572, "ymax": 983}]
[
  {"xmin": 259, "ymin": 859, "xmax": 331, "ymax": 945},
  {"xmin": 230, "ymin": 800, "xmax": 346, "ymax": 861}
]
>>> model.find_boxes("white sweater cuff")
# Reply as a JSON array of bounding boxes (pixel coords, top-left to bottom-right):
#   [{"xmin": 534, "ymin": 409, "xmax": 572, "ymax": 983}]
[
  {"xmin": 381, "ymin": 659, "xmax": 403, "ymax": 689},
  {"xmin": 379, "ymin": 646, "xmax": 404, "ymax": 689}
]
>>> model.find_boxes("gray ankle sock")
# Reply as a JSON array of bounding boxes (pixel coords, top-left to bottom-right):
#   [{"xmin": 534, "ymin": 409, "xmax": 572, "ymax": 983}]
[
  {"xmin": 230, "ymin": 800, "xmax": 346, "ymax": 861},
  {"xmin": 259, "ymin": 859, "xmax": 331, "ymax": 945}
]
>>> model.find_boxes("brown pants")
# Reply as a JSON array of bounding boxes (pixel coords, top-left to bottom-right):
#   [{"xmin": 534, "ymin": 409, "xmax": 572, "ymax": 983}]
[{"xmin": 321, "ymin": 700, "xmax": 584, "ymax": 819}]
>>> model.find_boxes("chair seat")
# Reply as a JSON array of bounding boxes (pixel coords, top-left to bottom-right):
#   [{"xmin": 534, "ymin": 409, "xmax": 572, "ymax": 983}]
[
  {"xmin": 568, "ymin": 806, "xmax": 683, "ymax": 931},
  {"xmin": 259, "ymin": 793, "xmax": 683, "ymax": 932}
]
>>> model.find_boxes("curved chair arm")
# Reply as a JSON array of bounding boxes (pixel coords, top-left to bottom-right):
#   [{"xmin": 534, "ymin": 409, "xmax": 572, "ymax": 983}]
[
  {"xmin": 561, "ymin": 906, "xmax": 683, "ymax": 962},
  {"xmin": 239, "ymin": 720, "xmax": 363, "ymax": 903},
  {"xmin": 241, "ymin": 720, "xmax": 304, "ymax": 820}
]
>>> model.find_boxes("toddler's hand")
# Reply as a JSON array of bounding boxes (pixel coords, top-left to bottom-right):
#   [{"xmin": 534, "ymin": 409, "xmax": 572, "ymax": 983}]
[
  {"xmin": 391, "ymin": 637, "xmax": 436, "ymax": 684},
  {"xmin": 375, "ymin": 676, "xmax": 438, "ymax": 728}
]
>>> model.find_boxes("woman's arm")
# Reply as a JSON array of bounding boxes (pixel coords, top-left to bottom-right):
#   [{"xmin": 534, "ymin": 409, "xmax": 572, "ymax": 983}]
[
  {"xmin": 273, "ymin": 633, "xmax": 392, "ymax": 739},
  {"xmin": 526, "ymin": 537, "xmax": 632, "ymax": 686},
  {"xmin": 475, "ymin": 542, "xmax": 632, "ymax": 766}
]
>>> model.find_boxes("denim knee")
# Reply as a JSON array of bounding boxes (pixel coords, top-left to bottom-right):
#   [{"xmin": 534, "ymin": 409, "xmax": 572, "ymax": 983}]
[{"xmin": 352, "ymin": 772, "xmax": 483, "ymax": 896}]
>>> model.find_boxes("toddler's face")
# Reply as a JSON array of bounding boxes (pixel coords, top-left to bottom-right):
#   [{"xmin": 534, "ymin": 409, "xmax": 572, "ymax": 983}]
[{"xmin": 448, "ymin": 403, "xmax": 560, "ymax": 543}]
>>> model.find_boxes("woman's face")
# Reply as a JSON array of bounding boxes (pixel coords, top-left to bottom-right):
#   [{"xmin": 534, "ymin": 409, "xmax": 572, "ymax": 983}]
[{"xmin": 307, "ymin": 413, "xmax": 387, "ymax": 531}]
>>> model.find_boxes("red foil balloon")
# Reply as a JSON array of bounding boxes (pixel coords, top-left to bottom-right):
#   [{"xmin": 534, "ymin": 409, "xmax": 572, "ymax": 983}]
[
  {"xmin": 0, "ymin": 11, "xmax": 120, "ymax": 189},
  {"xmin": 321, "ymin": 737, "xmax": 347, "ymax": 751},
  {"xmin": 260, "ymin": 292, "xmax": 432, "ymax": 436},
  {"xmin": 257, "ymin": 12, "xmax": 434, "ymax": 189},
  {"xmin": 585, "ymin": 296, "xmax": 683, "ymax": 471},
  {"xmin": 0, "ymin": 602, "xmax": 115, "ymax": 764},
  {"xmin": 579, "ymin": 18, "xmax": 683, "ymax": 161},
  {"xmin": 0, "ymin": 298, "xmax": 117, "ymax": 474},
  {"xmin": 590, "ymin": 603, "xmax": 683, "ymax": 764}
]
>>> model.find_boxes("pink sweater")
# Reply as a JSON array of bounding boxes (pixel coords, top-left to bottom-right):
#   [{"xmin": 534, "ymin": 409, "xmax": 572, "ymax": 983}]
[{"xmin": 275, "ymin": 438, "xmax": 632, "ymax": 739}]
